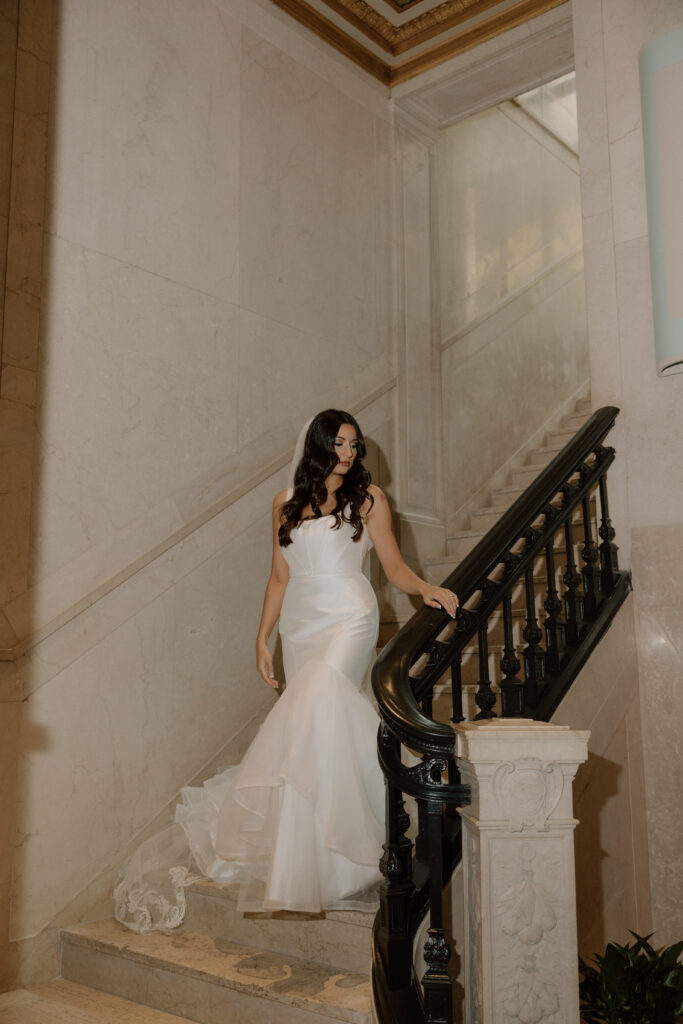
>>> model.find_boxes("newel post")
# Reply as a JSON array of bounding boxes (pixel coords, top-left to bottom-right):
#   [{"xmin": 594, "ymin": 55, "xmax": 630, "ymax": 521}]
[{"xmin": 454, "ymin": 720, "xmax": 589, "ymax": 1024}]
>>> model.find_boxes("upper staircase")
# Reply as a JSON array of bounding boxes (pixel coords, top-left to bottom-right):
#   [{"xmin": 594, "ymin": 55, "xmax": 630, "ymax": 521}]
[{"xmin": 0, "ymin": 392, "xmax": 628, "ymax": 1024}]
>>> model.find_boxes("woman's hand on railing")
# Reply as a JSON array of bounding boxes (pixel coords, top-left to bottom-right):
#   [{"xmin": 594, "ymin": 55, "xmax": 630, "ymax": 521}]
[{"xmin": 420, "ymin": 585, "xmax": 459, "ymax": 618}]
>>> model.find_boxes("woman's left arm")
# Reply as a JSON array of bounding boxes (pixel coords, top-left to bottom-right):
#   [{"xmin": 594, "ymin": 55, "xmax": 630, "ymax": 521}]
[{"xmin": 364, "ymin": 486, "xmax": 459, "ymax": 618}]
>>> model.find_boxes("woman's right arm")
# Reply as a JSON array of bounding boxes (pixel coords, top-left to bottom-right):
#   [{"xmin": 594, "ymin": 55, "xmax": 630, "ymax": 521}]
[{"xmin": 255, "ymin": 490, "xmax": 290, "ymax": 688}]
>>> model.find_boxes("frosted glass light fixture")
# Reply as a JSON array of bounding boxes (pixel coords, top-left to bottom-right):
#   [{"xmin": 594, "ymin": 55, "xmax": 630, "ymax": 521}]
[{"xmin": 639, "ymin": 27, "xmax": 683, "ymax": 376}]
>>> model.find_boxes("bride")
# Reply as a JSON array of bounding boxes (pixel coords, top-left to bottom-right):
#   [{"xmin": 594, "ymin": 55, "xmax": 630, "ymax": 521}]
[{"xmin": 114, "ymin": 410, "xmax": 458, "ymax": 932}]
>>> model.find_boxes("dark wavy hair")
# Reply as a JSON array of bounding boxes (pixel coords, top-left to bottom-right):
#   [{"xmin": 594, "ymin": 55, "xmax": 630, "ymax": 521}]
[{"xmin": 279, "ymin": 410, "xmax": 374, "ymax": 546}]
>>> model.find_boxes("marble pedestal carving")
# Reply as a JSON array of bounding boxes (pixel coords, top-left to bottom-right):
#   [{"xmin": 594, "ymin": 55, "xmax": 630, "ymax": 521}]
[{"xmin": 455, "ymin": 720, "xmax": 589, "ymax": 1024}]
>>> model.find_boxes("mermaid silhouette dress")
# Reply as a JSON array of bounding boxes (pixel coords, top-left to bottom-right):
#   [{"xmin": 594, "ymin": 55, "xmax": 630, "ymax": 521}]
[{"xmin": 114, "ymin": 508, "xmax": 384, "ymax": 930}]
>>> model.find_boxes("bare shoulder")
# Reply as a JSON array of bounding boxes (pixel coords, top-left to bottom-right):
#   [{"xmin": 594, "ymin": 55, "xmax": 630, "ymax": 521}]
[
  {"xmin": 363, "ymin": 484, "xmax": 389, "ymax": 518},
  {"xmin": 273, "ymin": 489, "xmax": 290, "ymax": 515}
]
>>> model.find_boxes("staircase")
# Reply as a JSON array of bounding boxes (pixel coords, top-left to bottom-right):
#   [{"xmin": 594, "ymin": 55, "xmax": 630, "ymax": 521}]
[
  {"xmin": 378, "ymin": 392, "xmax": 594, "ymax": 717},
  {"xmin": 371, "ymin": 399, "xmax": 631, "ymax": 1024},
  {"xmin": 1, "ymin": 882, "xmax": 374, "ymax": 1023},
  {"xmin": 0, "ymin": 394, "xmax": 606, "ymax": 1024}
]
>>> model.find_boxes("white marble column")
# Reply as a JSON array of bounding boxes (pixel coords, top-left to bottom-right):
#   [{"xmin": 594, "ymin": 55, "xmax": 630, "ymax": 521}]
[{"xmin": 455, "ymin": 720, "xmax": 589, "ymax": 1024}]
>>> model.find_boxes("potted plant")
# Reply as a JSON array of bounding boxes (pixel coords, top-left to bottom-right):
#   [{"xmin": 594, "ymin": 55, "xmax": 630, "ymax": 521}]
[{"xmin": 579, "ymin": 931, "xmax": 683, "ymax": 1024}]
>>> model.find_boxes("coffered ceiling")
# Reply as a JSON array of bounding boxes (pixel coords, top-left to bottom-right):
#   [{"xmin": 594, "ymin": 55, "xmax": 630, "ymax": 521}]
[{"xmin": 271, "ymin": 0, "xmax": 570, "ymax": 86}]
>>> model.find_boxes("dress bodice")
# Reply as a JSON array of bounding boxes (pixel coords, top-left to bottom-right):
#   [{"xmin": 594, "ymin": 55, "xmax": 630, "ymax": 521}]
[{"xmin": 282, "ymin": 515, "xmax": 373, "ymax": 579}]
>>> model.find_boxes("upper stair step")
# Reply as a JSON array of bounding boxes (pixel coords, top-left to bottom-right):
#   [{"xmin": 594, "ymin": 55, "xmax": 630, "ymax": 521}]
[
  {"xmin": 0, "ymin": 981, "xmax": 200, "ymax": 1024},
  {"xmin": 560, "ymin": 412, "xmax": 590, "ymax": 431},
  {"xmin": 61, "ymin": 919, "xmax": 373, "ymax": 1024},
  {"xmin": 178, "ymin": 878, "xmax": 372, "ymax": 975}
]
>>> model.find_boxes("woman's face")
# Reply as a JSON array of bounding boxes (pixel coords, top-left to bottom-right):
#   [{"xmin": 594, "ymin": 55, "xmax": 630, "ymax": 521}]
[{"xmin": 333, "ymin": 423, "xmax": 359, "ymax": 474}]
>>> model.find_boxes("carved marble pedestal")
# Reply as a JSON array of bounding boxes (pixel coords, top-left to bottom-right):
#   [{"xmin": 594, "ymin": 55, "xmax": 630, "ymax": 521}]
[{"xmin": 455, "ymin": 719, "xmax": 589, "ymax": 1024}]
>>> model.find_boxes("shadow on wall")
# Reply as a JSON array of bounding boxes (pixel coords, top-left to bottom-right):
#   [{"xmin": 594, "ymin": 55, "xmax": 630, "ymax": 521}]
[
  {"xmin": 0, "ymin": 0, "xmax": 59, "ymax": 993},
  {"xmin": 573, "ymin": 751, "xmax": 622, "ymax": 961}
]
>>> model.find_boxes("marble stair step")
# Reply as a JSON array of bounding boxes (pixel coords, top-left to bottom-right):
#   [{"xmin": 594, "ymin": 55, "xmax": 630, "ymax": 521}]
[
  {"xmin": 0, "ymin": 980, "xmax": 199, "ymax": 1024},
  {"xmin": 526, "ymin": 445, "xmax": 564, "ymax": 467},
  {"xmin": 559, "ymin": 412, "xmax": 590, "ymax": 431},
  {"xmin": 427, "ymin": 539, "xmax": 573, "ymax": 579},
  {"xmin": 177, "ymin": 878, "xmax": 372, "ymax": 975},
  {"xmin": 546, "ymin": 428, "xmax": 580, "ymax": 447},
  {"xmin": 61, "ymin": 919, "xmax": 373, "ymax": 1024},
  {"xmin": 469, "ymin": 502, "xmax": 593, "ymax": 533},
  {"xmin": 576, "ymin": 396, "xmax": 592, "ymax": 414}
]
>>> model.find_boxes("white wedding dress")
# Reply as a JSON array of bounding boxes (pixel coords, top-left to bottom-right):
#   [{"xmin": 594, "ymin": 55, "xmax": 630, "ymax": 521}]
[{"xmin": 114, "ymin": 508, "xmax": 384, "ymax": 932}]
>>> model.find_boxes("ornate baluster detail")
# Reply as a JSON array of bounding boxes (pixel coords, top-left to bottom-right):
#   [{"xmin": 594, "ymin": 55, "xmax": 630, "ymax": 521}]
[
  {"xmin": 422, "ymin": 691, "xmax": 433, "ymax": 718},
  {"xmin": 563, "ymin": 514, "xmax": 584, "ymax": 645},
  {"xmin": 422, "ymin": 798, "xmax": 453, "ymax": 1024},
  {"xmin": 450, "ymin": 650, "xmax": 464, "ymax": 724},
  {"xmin": 377, "ymin": 727, "xmax": 415, "ymax": 988},
  {"xmin": 522, "ymin": 565, "xmax": 546, "ymax": 705},
  {"xmin": 544, "ymin": 539, "xmax": 566, "ymax": 672},
  {"xmin": 474, "ymin": 626, "xmax": 496, "ymax": 720},
  {"xmin": 500, "ymin": 593, "xmax": 524, "ymax": 717},
  {"xmin": 581, "ymin": 491, "xmax": 602, "ymax": 615},
  {"xmin": 598, "ymin": 471, "xmax": 620, "ymax": 592}
]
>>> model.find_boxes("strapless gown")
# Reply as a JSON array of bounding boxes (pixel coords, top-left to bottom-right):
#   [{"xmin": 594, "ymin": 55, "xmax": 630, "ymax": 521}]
[{"xmin": 114, "ymin": 513, "xmax": 384, "ymax": 932}]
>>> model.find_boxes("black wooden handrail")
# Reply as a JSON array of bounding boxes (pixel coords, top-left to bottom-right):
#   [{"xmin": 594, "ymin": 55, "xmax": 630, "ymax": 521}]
[
  {"xmin": 371, "ymin": 405, "xmax": 631, "ymax": 1024},
  {"xmin": 372, "ymin": 406, "xmax": 619, "ymax": 753}
]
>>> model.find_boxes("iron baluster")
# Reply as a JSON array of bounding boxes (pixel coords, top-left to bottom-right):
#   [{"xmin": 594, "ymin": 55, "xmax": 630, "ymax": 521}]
[
  {"xmin": 377, "ymin": 730, "xmax": 415, "ymax": 989},
  {"xmin": 500, "ymin": 592, "xmax": 524, "ymax": 716},
  {"xmin": 474, "ymin": 626, "xmax": 496, "ymax": 719},
  {"xmin": 522, "ymin": 564, "xmax": 546, "ymax": 704},
  {"xmin": 543, "ymin": 539, "xmax": 566, "ymax": 672},
  {"xmin": 450, "ymin": 650, "xmax": 464, "ymax": 724},
  {"xmin": 598, "ymin": 471, "xmax": 620, "ymax": 592},
  {"xmin": 581, "ymin": 492, "xmax": 601, "ymax": 615},
  {"xmin": 422, "ymin": 692, "xmax": 433, "ymax": 719},
  {"xmin": 563, "ymin": 515, "xmax": 584, "ymax": 645},
  {"xmin": 421, "ymin": 799, "xmax": 453, "ymax": 1024}
]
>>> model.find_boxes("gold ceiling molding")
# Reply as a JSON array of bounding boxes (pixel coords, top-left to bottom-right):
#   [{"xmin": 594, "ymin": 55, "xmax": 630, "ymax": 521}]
[
  {"xmin": 380, "ymin": 0, "xmax": 427, "ymax": 11},
  {"xmin": 322, "ymin": 0, "xmax": 508, "ymax": 56},
  {"xmin": 271, "ymin": 0, "xmax": 570, "ymax": 85}
]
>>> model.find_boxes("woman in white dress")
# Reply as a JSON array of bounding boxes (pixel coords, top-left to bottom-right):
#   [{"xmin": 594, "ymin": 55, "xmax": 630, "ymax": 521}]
[{"xmin": 114, "ymin": 410, "xmax": 457, "ymax": 932}]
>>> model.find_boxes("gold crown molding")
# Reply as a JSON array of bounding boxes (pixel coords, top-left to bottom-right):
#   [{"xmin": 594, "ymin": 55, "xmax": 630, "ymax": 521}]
[
  {"xmin": 322, "ymin": 0, "xmax": 507, "ymax": 56},
  {"xmin": 391, "ymin": 0, "xmax": 569, "ymax": 83},
  {"xmin": 271, "ymin": 0, "xmax": 569, "ymax": 85},
  {"xmin": 272, "ymin": 0, "xmax": 392, "ymax": 82},
  {"xmin": 380, "ymin": 0, "xmax": 427, "ymax": 12}
]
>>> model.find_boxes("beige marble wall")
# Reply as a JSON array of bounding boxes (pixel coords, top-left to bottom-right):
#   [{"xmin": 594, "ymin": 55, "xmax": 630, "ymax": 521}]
[
  {"xmin": 435, "ymin": 103, "xmax": 588, "ymax": 514},
  {"xmin": 573, "ymin": 0, "xmax": 683, "ymax": 946},
  {"xmin": 1, "ymin": 0, "xmax": 395, "ymax": 989},
  {"xmin": 552, "ymin": 596, "xmax": 652, "ymax": 958}
]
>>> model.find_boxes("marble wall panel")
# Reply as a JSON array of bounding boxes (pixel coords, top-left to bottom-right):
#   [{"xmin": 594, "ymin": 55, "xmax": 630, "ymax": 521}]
[
  {"xmin": 442, "ymin": 267, "xmax": 588, "ymax": 512},
  {"xmin": 50, "ymin": 0, "xmax": 241, "ymax": 303},
  {"xmin": 239, "ymin": 27, "xmax": 382, "ymax": 361},
  {"xmin": 436, "ymin": 105, "xmax": 583, "ymax": 343},
  {"xmin": 631, "ymin": 524, "xmax": 683, "ymax": 946},
  {"xmin": 32, "ymin": 237, "xmax": 241, "ymax": 582},
  {"xmin": 552, "ymin": 597, "xmax": 652, "ymax": 957},
  {"xmin": 11, "ymin": 499, "xmax": 275, "ymax": 940}
]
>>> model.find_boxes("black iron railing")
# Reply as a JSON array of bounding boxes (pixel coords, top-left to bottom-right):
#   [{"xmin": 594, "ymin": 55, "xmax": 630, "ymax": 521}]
[{"xmin": 371, "ymin": 406, "xmax": 631, "ymax": 1024}]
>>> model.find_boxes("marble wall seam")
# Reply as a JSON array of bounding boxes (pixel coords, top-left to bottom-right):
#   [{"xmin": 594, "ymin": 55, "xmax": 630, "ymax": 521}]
[
  {"xmin": 441, "ymin": 246, "xmax": 585, "ymax": 359},
  {"xmin": 1, "ymin": 374, "xmax": 397, "ymax": 663}
]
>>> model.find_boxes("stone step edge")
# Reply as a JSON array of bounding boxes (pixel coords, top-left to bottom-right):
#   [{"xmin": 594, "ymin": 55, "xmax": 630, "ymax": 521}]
[
  {"xmin": 181, "ymin": 879, "xmax": 374, "ymax": 929},
  {"xmin": 61, "ymin": 922, "xmax": 371, "ymax": 1023},
  {"xmin": 8, "ymin": 980, "xmax": 200, "ymax": 1023}
]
